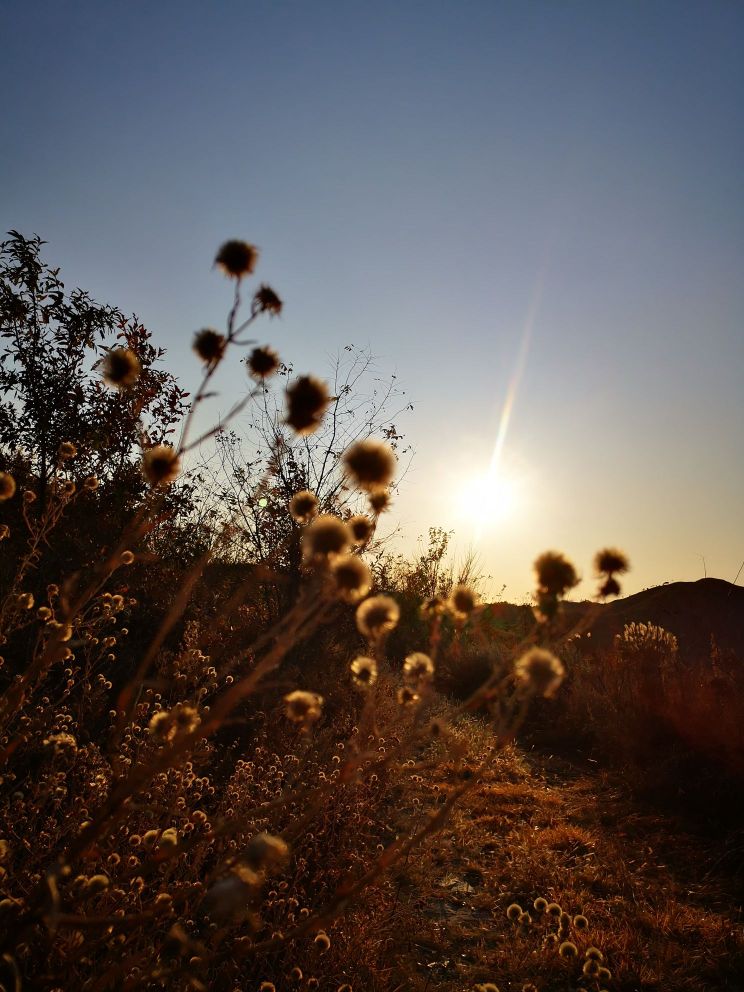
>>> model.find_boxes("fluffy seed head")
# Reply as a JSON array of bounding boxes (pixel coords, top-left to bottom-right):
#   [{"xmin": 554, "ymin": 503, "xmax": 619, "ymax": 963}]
[
  {"xmin": 214, "ymin": 239, "xmax": 259, "ymax": 278},
  {"xmin": 533, "ymin": 897, "xmax": 548, "ymax": 913},
  {"xmin": 120, "ymin": 550, "xmax": 135, "ymax": 565},
  {"xmin": 573, "ymin": 914, "xmax": 588, "ymax": 930},
  {"xmin": 559, "ymin": 941, "xmax": 578, "ymax": 958},
  {"xmin": 506, "ymin": 902, "xmax": 522, "ymax": 921},
  {"xmin": 193, "ymin": 329, "xmax": 226, "ymax": 366},
  {"xmin": 449, "ymin": 584, "xmax": 477, "ymax": 617},
  {"xmin": 83, "ymin": 476, "xmax": 99, "ymax": 491},
  {"xmin": 583, "ymin": 960, "xmax": 600, "ymax": 977},
  {"xmin": 546, "ymin": 902, "xmax": 562, "ymax": 917},
  {"xmin": 403, "ymin": 651, "xmax": 435, "ymax": 685},
  {"xmin": 350, "ymin": 655, "xmax": 378, "ymax": 689},
  {"xmin": 289, "ymin": 490, "xmax": 319, "ymax": 524},
  {"xmin": 302, "ymin": 515, "xmax": 351, "ymax": 564},
  {"xmin": 397, "ymin": 686, "xmax": 420, "ymax": 706},
  {"xmin": 355, "ymin": 594, "xmax": 400, "ymax": 640},
  {"xmin": 330, "ymin": 554, "xmax": 372, "ymax": 603},
  {"xmin": 599, "ymin": 576, "xmax": 621, "ymax": 598},
  {"xmin": 534, "ymin": 551, "xmax": 579, "ymax": 597},
  {"xmin": 253, "ymin": 284, "xmax": 283, "ymax": 316},
  {"xmin": 286, "ymin": 375, "xmax": 330, "ymax": 435},
  {"xmin": 102, "ymin": 347, "xmax": 141, "ymax": 388},
  {"xmin": 142, "ymin": 445, "xmax": 180, "ymax": 486},
  {"xmin": 368, "ymin": 487, "xmax": 390, "ymax": 514},
  {"xmin": 0, "ymin": 472, "xmax": 16, "ymax": 502},
  {"xmin": 343, "ymin": 439, "xmax": 396, "ymax": 492},
  {"xmin": 585, "ymin": 947, "xmax": 604, "ymax": 962},
  {"xmin": 58, "ymin": 441, "xmax": 77, "ymax": 460},
  {"xmin": 284, "ymin": 690, "xmax": 324, "ymax": 725},
  {"xmin": 248, "ymin": 346, "xmax": 280, "ymax": 378},
  {"xmin": 595, "ymin": 547, "xmax": 629, "ymax": 575},
  {"xmin": 514, "ymin": 648, "xmax": 565, "ymax": 698},
  {"xmin": 313, "ymin": 932, "xmax": 331, "ymax": 952},
  {"xmin": 348, "ymin": 514, "xmax": 373, "ymax": 546},
  {"xmin": 245, "ymin": 833, "xmax": 289, "ymax": 870}
]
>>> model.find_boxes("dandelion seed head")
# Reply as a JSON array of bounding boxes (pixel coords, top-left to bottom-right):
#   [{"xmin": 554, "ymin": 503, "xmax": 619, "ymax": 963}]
[
  {"xmin": 120, "ymin": 550, "xmax": 135, "ymax": 565},
  {"xmin": 585, "ymin": 947, "xmax": 604, "ymax": 962},
  {"xmin": 546, "ymin": 902, "xmax": 562, "ymax": 917},
  {"xmin": 583, "ymin": 960, "xmax": 600, "ymax": 977},
  {"xmin": 573, "ymin": 914, "xmax": 588, "ymax": 930},
  {"xmin": 215, "ymin": 239, "xmax": 259, "ymax": 278},
  {"xmin": 102, "ymin": 347, "xmax": 141, "ymax": 389},
  {"xmin": 83, "ymin": 476, "xmax": 99, "ymax": 491}
]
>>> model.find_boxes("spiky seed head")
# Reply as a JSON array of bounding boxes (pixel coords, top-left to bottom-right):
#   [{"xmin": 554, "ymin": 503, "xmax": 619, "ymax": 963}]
[
  {"xmin": 403, "ymin": 651, "xmax": 435, "ymax": 685},
  {"xmin": 534, "ymin": 551, "xmax": 579, "ymax": 597},
  {"xmin": 506, "ymin": 902, "xmax": 522, "ymax": 921},
  {"xmin": 594, "ymin": 547, "xmax": 629, "ymax": 575},
  {"xmin": 142, "ymin": 445, "xmax": 180, "ymax": 486},
  {"xmin": 348, "ymin": 514, "xmax": 373, "ymax": 546},
  {"xmin": 214, "ymin": 239, "xmax": 259, "ymax": 278},
  {"xmin": 286, "ymin": 375, "xmax": 330, "ymax": 435},
  {"xmin": 449, "ymin": 584, "xmax": 477, "ymax": 617},
  {"xmin": 0, "ymin": 472, "xmax": 16, "ymax": 502},
  {"xmin": 583, "ymin": 960, "xmax": 600, "ymax": 977},
  {"xmin": 599, "ymin": 576, "xmax": 621, "ymax": 598},
  {"xmin": 533, "ymin": 897, "xmax": 548, "ymax": 913},
  {"xmin": 289, "ymin": 490, "xmax": 319, "ymax": 524},
  {"xmin": 330, "ymin": 554, "xmax": 372, "ymax": 603},
  {"xmin": 350, "ymin": 656, "xmax": 378, "ymax": 688},
  {"xmin": 356, "ymin": 594, "xmax": 400, "ymax": 640},
  {"xmin": 102, "ymin": 347, "xmax": 141, "ymax": 388},
  {"xmin": 597, "ymin": 967, "xmax": 612, "ymax": 981},
  {"xmin": 343, "ymin": 439, "xmax": 396, "ymax": 492},
  {"xmin": 313, "ymin": 931, "xmax": 331, "ymax": 952},
  {"xmin": 519, "ymin": 912, "xmax": 532, "ymax": 926},
  {"xmin": 559, "ymin": 941, "xmax": 578, "ymax": 958},
  {"xmin": 514, "ymin": 648, "xmax": 565, "ymax": 698},
  {"xmin": 58, "ymin": 441, "xmax": 77, "ymax": 460},
  {"xmin": 546, "ymin": 902, "xmax": 562, "ymax": 917},
  {"xmin": 248, "ymin": 345, "xmax": 280, "ymax": 378},
  {"xmin": 397, "ymin": 686, "xmax": 420, "ymax": 706},
  {"xmin": 368, "ymin": 486, "xmax": 390, "ymax": 514},
  {"xmin": 584, "ymin": 947, "xmax": 604, "ymax": 962},
  {"xmin": 302, "ymin": 515, "xmax": 351, "ymax": 564},
  {"xmin": 284, "ymin": 690, "xmax": 323, "ymax": 725},
  {"xmin": 573, "ymin": 914, "xmax": 588, "ymax": 930},
  {"xmin": 253, "ymin": 284, "xmax": 283, "ymax": 316},
  {"xmin": 193, "ymin": 328, "xmax": 226, "ymax": 366}
]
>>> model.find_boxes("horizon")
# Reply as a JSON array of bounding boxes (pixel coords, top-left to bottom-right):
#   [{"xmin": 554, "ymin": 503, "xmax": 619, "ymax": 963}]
[{"xmin": 2, "ymin": 0, "xmax": 743, "ymax": 598}]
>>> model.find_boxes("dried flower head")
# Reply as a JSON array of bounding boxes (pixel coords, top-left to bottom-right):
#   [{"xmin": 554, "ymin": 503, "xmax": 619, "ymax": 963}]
[
  {"xmin": 506, "ymin": 902, "xmax": 522, "ymax": 921},
  {"xmin": 397, "ymin": 686, "xmax": 420, "ymax": 706},
  {"xmin": 534, "ymin": 551, "xmax": 579, "ymax": 597},
  {"xmin": 356, "ymin": 594, "xmax": 400, "ymax": 640},
  {"xmin": 573, "ymin": 914, "xmax": 588, "ymax": 930},
  {"xmin": 546, "ymin": 902, "xmax": 562, "ymax": 918},
  {"xmin": 599, "ymin": 576, "xmax": 621, "ymax": 598},
  {"xmin": 368, "ymin": 487, "xmax": 390, "ymax": 514},
  {"xmin": 58, "ymin": 441, "xmax": 77, "ymax": 460},
  {"xmin": 253, "ymin": 284, "xmax": 283, "ymax": 316},
  {"xmin": 289, "ymin": 490, "xmax": 319, "ymax": 524},
  {"xmin": 449, "ymin": 584, "xmax": 477, "ymax": 618},
  {"xmin": 348, "ymin": 514, "xmax": 373, "ymax": 546},
  {"xmin": 120, "ymin": 550, "xmax": 135, "ymax": 565},
  {"xmin": 533, "ymin": 897, "xmax": 548, "ymax": 913},
  {"xmin": 193, "ymin": 328, "xmax": 226, "ymax": 366},
  {"xmin": 330, "ymin": 554, "xmax": 372, "ymax": 603},
  {"xmin": 595, "ymin": 547, "xmax": 629, "ymax": 575},
  {"xmin": 420, "ymin": 595, "xmax": 446, "ymax": 617},
  {"xmin": 284, "ymin": 690, "xmax": 324, "ymax": 726},
  {"xmin": 583, "ymin": 960, "xmax": 600, "ymax": 977},
  {"xmin": 302, "ymin": 515, "xmax": 351, "ymax": 564},
  {"xmin": 83, "ymin": 476, "xmax": 99, "ymax": 491},
  {"xmin": 102, "ymin": 347, "xmax": 141, "ymax": 388},
  {"xmin": 350, "ymin": 655, "xmax": 378, "ymax": 689},
  {"xmin": 142, "ymin": 445, "xmax": 180, "ymax": 486},
  {"xmin": 215, "ymin": 239, "xmax": 259, "ymax": 278},
  {"xmin": 0, "ymin": 472, "xmax": 16, "ymax": 502},
  {"xmin": 23, "ymin": 489, "xmax": 36, "ymax": 503},
  {"xmin": 245, "ymin": 833, "xmax": 290, "ymax": 870},
  {"xmin": 598, "ymin": 967, "xmax": 612, "ymax": 981},
  {"xmin": 403, "ymin": 651, "xmax": 435, "ymax": 685},
  {"xmin": 585, "ymin": 947, "xmax": 604, "ymax": 962},
  {"xmin": 559, "ymin": 941, "xmax": 578, "ymax": 958},
  {"xmin": 514, "ymin": 647, "xmax": 565, "ymax": 698},
  {"xmin": 248, "ymin": 345, "xmax": 280, "ymax": 378},
  {"xmin": 343, "ymin": 439, "xmax": 396, "ymax": 492},
  {"xmin": 313, "ymin": 932, "xmax": 331, "ymax": 952},
  {"xmin": 286, "ymin": 375, "xmax": 330, "ymax": 434}
]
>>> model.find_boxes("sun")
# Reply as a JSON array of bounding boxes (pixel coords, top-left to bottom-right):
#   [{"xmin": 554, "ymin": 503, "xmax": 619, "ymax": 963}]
[{"xmin": 455, "ymin": 469, "xmax": 519, "ymax": 532}]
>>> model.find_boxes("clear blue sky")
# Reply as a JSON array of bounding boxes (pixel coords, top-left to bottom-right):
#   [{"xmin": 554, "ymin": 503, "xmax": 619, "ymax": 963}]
[{"xmin": 3, "ymin": 0, "xmax": 743, "ymax": 598}]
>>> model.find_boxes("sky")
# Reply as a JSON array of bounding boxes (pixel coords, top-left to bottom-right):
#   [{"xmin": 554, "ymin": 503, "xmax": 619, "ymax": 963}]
[{"xmin": 2, "ymin": 0, "xmax": 743, "ymax": 600}]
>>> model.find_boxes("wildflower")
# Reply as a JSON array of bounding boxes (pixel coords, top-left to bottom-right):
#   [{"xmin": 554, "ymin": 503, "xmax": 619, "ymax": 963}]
[
  {"xmin": 58, "ymin": 441, "xmax": 77, "ymax": 460},
  {"xmin": 558, "ymin": 941, "xmax": 578, "ymax": 958},
  {"xmin": 286, "ymin": 375, "xmax": 330, "ymax": 435},
  {"xmin": 330, "ymin": 554, "xmax": 372, "ymax": 603},
  {"xmin": 350, "ymin": 655, "xmax": 378, "ymax": 689},
  {"xmin": 356, "ymin": 594, "xmax": 400, "ymax": 640},
  {"xmin": 142, "ymin": 444, "xmax": 180, "ymax": 486},
  {"xmin": 193, "ymin": 328, "xmax": 226, "ymax": 366},
  {"xmin": 534, "ymin": 551, "xmax": 579, "ymax": 597},
  {"xmin": 83, "ymin": 476, "xmax": 99, "ymax": 491},
  {"xmin": 343, "ymin": 439, "xmax": 396, "ymax": 492},
  {"xmin": 513, "ymin": 648, "xmax": 565, "ymax": 698},
  {"xmin": 284, "ymin": 690, "xmax": 324, "ymax": 726},
  {"xmin": 302, "ymin": 515, "xmax": 351, "ymax": 564},
  {"xmin": 546, "ymin": 902, "xmax": 562, "ymax": 918},
  {"xmin": 248, "ymin": 345, "xmax": 280, "ymax": 378},
  {"xmin": 245, "ymin": 833, "xmax": 290, "ymax": 870},
  {"xmin": 533, "ymin": 897, "xmax": 548, "ymax": 913},
  {"xmin": 368, "ymin": 487, "xmax": 390, "ymax": 514},
  {"xmin": 403, "ymin": 651, "xmax": 435, "ymax": 685},
  {"xmin": 506, "ymin": 902, "xmax": 522, "ymax": 921},
  {"xmin": 253, "ymin": 284, "xmax": 283, "ymax": 316},
  {"xmin": 313, "ymin": 932, "xmax": 331, "ymax": 952},
  {"xmin": 214, "ymin": 239, "xmax": 259, "ymax": 278},
  {"xmin": 449, "ymin": 584, "xmax": 477, "ymax": 618},
  {"xmin": 0, "ymin": 472, "xmax": 16, "ymax": 502},
  {"xmin": 120, "ymin": 550, "xmax": 135, "ymax": 565},
  {"xmin": 289, "ymin": 490, "xmax": 319, "ymax": 524},
  {"xmin": 585, "ymin": 947, "xmax": 604, "ymax": 962},
  {"xmin": 573, "ymin": 914, "xmax": 588, "ymax": 930},
  {"xmin": 348, "ymin": 514, "xmax": 373, "ymax": 546},
  {"xmin": 397, "ymin": 686, "xmax": 420, "ymax": 706},
  {"xmin": 102, "ymin": 347, "xmax": 141, "ymax": 388}
]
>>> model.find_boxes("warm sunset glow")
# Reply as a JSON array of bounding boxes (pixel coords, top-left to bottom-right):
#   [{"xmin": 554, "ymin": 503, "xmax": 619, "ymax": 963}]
[{"xmin": 455, "ymin": 468, "xmax": 520, "ymax": 532}]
